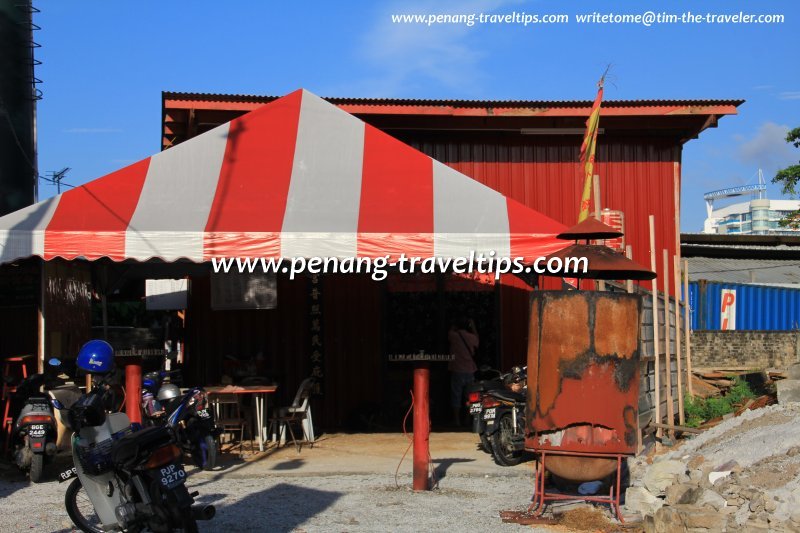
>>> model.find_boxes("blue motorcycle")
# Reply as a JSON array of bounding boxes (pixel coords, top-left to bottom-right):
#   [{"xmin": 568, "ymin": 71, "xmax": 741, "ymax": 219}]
[{"xmin": 142, "ymin": 371, "xmax": 219, "ymax": 471}]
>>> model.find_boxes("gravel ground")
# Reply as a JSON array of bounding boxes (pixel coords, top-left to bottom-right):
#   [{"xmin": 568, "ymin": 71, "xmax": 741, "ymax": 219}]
[
  {"xmin": 0, "ymin": 470, "xmax": 549, "ymax": 533},
  {"xmin": 0, "ymin": 432, "xmax": 558, "ymax": 533}
]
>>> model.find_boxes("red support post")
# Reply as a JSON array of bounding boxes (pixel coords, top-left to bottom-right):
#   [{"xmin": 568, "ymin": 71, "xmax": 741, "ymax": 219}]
[
  {"xmin": 124, "ymin": 358, "xmax": 142, "ymax": 425},
  {"xmin": 413, "ymin": 363, "xmax": 430, "ymax": 491}
]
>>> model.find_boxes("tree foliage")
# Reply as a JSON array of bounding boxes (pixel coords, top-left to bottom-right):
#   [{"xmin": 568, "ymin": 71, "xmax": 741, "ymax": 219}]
[{"xmin": 773, "ymin": 127, "xmax": 800, "ymax": 228}]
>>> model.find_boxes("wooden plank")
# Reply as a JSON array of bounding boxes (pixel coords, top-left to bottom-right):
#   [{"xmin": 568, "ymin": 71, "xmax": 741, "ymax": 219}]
[
  {"xmin": 649, "ymin": 215, "xmax": 661, "ymax": 438},
  {"xmin": 674, "ymin": 254, "xmax": 684, "ymax": 425},
  {"xmin": 663, "ymin": 250, "xmax": 674, "ymax": 434},
  {"xmin": 684, "ymin": 258, "xmax": 693, "ymax": 396},
  {"xmin": 651, "ymin": 422, "xmax": 702, "ymax": 435},
  {"xmin": 625, "ymin": 245, "xmax": 634, "ymax": 294}
]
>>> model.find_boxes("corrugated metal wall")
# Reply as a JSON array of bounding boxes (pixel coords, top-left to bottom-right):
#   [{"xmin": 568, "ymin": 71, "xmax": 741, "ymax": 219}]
[
  {"xmin": 321, "ymin": 274, "xmax": 384, "ymax": 428},
  {"xmin": 185, "ymin": 274, "xmax": 310, "ymax": 409},
  {"xmin": 0, "ymin": 259, "xmax": 39, "ymax": 360},
  {"xmin": 402, "ymin": 134, "xmax": 680, "ymax": 292},
  {"xmin": 689, "ymin": 281, "xmax": 800, "ymax": 330}
]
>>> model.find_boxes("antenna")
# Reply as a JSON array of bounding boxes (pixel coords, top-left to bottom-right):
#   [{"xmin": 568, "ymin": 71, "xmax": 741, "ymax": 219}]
[{"xmin": 46, "ymin": 167, "xmax": 70, "ymax": 193}]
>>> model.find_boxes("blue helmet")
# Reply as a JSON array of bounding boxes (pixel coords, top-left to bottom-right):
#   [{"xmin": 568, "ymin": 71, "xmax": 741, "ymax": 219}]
[{"xmin": 77, "ymin": 340, "xmax": 115, "ymax": 374}]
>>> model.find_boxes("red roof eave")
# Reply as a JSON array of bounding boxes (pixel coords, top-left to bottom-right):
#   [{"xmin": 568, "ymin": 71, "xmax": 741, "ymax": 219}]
[{"xmin": 162, "ymin": 93, "xmax": 742, "ymax": 118}]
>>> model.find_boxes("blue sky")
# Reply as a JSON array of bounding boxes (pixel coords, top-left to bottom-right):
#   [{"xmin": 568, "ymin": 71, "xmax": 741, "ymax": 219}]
[{"xmin": 34, "ymin": 0, "xmax": 799, "ymax": 231}]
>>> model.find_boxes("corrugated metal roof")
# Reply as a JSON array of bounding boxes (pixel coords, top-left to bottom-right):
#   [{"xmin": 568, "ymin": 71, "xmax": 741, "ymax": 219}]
[
  {"xmin": 684, "ymin": 243, "xmax": 800, "ymax": 252},
  {"xmin": 687, "ymin": 256, "xmax": 800, "ymax": 285},
  {"xmin": 682, "ymin": 233, "xmax": 800, "ymax": 247},
  {"xmin": 162, "ymin": 91, "xmax": 744, "ymax": 109}
]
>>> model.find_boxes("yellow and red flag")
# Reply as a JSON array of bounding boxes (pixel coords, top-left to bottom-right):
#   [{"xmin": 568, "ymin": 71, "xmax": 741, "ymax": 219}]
[{"xmin": 577, "ymin": 75, "xmax": 605, "ymax": 222}]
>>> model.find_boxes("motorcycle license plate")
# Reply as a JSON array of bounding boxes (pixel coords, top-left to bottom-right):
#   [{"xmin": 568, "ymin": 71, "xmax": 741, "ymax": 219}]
[
  {"xmin": 28, "ymin": 424, "xmax": 46, "ymax": 438},
  {"xmin": 59, "ymin": 466, "xmax": 78, "ymax": 483},
  {"xmin": 483, "ymin": 408, "xmax": 496, "ymax": 420},
  {"xmin": 469, "ymin": 403, "xmax": 481, "ymax": 415},
  {"xmin": 157, "ymin": 463, "xmax": 186, "ymax": 489}
]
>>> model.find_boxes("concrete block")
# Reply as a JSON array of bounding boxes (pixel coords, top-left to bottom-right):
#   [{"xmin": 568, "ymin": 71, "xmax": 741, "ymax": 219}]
[{"xmin": 777, "ymin": 380, "xmax": 800, "ymax": 404}]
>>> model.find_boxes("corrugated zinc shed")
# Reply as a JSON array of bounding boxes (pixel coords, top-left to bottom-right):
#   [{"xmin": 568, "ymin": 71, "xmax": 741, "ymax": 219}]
[{"xmin": 687, "ymin": 256, "xmax": 800, "ymax": 286}]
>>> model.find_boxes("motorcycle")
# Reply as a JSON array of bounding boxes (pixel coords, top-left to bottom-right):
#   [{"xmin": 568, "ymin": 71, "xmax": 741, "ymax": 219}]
[
  {"xmin": 481, "ymin": 366, "xmax": 528, "ymax": 467},
  {"xmin": 142, "ymin": 370, "xmax": 219, "ymax": 471},
  {"xmin": 6, "ymin": 371, "xmax": 61, "ymax": 482},
  {"xmin": 52, "ymin": 340, "xmax": 215, "ymax": 532},
  {"xmin": 464, "ymin": 366, "xmax": 506, "ymax": 454}
]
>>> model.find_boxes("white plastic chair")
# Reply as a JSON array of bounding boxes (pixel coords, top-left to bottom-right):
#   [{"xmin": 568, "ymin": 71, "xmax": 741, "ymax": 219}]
[{"xmin": 269, "ymin": 377, "xmax": 315, "ymax": 451}]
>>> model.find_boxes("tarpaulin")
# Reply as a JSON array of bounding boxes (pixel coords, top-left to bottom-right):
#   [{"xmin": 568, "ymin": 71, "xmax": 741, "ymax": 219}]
[{"xmin": 0, "ymin": 90, "xmax": 566, "ymax": 264}]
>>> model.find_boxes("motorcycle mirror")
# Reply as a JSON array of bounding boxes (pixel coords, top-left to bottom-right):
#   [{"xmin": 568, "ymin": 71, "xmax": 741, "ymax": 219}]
[{"xmin": 48, "ymin": 358, "xmax": 62, "ymax": 367}]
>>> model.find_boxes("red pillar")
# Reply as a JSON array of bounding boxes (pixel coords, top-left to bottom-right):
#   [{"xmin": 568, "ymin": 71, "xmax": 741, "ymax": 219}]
[
  {"xmin": 124, "ymin": 358, "xmax": 142, "ymax": 424},
  {"xmin": 413, "ymin": 363, "xmax": 430, "ymax": 491}
]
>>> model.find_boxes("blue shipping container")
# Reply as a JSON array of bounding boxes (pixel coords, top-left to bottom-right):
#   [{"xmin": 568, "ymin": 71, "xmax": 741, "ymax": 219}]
[{"xmin": 689, "ymin": 281, "xmax": 800, "ymax": 331}]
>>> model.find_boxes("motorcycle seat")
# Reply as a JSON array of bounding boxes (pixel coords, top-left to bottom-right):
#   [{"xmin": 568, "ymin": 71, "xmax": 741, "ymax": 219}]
[
  {"xmin": 489, "ymin": 389, "xmax": 526, "ymax": 403},
  {"xmin": 26, "ymin": 396, "xmax": 50, "ymax": 405},
  {"xmin": 111, "ymin": 426, "xmax": 173, "ymax": 467},
  {"xmin": 466, "ymin": 379, "xmax": 504, "ymax": 393}
]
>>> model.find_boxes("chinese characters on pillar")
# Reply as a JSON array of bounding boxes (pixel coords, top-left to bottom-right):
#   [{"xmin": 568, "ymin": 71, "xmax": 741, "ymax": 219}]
[{"xmin": 308, "ymin": 274, "xmax": 324, "ymax": 395}]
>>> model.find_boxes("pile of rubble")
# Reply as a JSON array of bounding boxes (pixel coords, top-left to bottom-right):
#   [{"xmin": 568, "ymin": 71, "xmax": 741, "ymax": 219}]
[{"xmin": 624, "ymin": 403, "xmax": 800, "ymax": 532}]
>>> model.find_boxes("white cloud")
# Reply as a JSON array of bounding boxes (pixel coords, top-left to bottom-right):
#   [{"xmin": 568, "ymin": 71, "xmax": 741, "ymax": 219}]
[
  {"xmin": 736, "ymin": 122, "xmax": 796, "ymax": 175},
  {"xmin": 351, "ymin": 0, "xmax": 521, "ymax": 96},
  {"xmin": 779, "ymin": 91, "xmax": 800, "ymax": 100}
]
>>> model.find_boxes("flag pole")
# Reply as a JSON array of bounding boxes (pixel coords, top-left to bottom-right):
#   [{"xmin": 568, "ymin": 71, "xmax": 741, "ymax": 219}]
[{"xmin": 577, "ymin": 72, "xmax": 607, "ymax": 223}]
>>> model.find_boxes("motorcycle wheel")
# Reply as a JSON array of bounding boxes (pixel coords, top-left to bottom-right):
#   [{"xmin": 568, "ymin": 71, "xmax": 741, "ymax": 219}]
[
  {"xmin": 200, "ymin": 434, "xmax": 217, "ymax": 471},
  {"xmin": 29, "ymin": 453, "xmax": 45, "ymax": 483},
  {"xmin": 479, "ymin": 433, "xmax": 493, "ymax": 454},
  {"xmin": 490, "ymin": 413, "xmax": 524, "ymax": 467},
  {"xmin": 65, "ymin": 478, "xmax": 104, "ymax": 533},
  {"xmin": 181, "ymin": 514, "xmax": 198, "ymax": 533}
]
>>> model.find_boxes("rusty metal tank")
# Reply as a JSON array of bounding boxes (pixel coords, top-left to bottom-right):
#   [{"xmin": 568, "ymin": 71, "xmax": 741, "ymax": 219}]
[{"xmin": 525, "ymin": 291, "xmax": 641, "ymax": 481}]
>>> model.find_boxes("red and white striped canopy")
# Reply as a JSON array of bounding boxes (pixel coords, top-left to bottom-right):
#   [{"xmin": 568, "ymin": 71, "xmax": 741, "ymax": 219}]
[{"xmin": 0, "ymin": 89, "xmax": 566, "ymax": 264}]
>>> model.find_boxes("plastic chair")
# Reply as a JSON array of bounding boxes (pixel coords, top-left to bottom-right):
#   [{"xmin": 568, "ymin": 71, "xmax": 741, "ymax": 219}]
[
  {"xmin": 212, "ymin": 393, "xmax": 253, "ymax": 457},
  {"xmin": 269, "ymin": 377, "xmax": 315, "ymax": 452}
]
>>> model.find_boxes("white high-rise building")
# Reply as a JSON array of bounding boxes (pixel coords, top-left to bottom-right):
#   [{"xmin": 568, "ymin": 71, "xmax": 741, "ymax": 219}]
[
  {"xmin": 703, "ymin": 171, "xmax": 800, "ymax": 235},
  {"xmin": 704, "ymin": 198, "xmax": 800, "ymax": 234}
]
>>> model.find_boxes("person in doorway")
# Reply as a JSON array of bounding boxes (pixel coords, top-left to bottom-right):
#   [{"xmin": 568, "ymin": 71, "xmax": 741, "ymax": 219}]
[{"xmin": 448, "ymin": 317, "xmax": 479, "ymax": 427}]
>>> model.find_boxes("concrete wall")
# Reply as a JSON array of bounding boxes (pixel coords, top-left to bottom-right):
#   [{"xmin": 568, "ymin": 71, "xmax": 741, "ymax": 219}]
[{"xmin": 690, "ymin": 330, "xmax": 800, "ymax": 370}]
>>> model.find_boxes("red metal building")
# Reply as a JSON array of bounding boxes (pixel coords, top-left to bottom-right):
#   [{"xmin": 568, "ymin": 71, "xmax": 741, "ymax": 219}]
[{"xmin": 161, "ymin": 93, "xmax": 741, "ymax": 428}]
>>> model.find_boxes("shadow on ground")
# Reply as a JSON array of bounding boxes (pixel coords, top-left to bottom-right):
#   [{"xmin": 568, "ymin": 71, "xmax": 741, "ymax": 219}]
[
  {"xmin": 198, "ymin": 482, "xmax": 342, "ymax": 531},
  {"xmin": 432, "ymin": 457, "xmax": 474, "ymax": 481}
]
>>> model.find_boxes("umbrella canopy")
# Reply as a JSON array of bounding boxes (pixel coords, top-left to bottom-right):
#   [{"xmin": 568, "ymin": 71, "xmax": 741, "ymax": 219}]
[
  {"xmin": 544, "ymin": 244, "xmax": 656, "ymax": 280},
  {"xmin": 0, "ymin": 89, "xmax": 567, "ymax": 265},
  {"xmin": 557, "ymin": 217, "xmax": 623, "ymax": 241}
]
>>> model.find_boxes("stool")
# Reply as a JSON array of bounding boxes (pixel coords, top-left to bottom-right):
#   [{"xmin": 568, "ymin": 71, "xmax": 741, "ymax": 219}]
[{"xmin": 2, "ymin": 356, "xmax": 32, "ymax": 452}]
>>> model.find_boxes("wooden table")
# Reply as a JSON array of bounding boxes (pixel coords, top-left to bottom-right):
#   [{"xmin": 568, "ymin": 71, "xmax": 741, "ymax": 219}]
[{"xmin": 206, "ymin": 385, "xmax": 278, "ymax": 452}]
